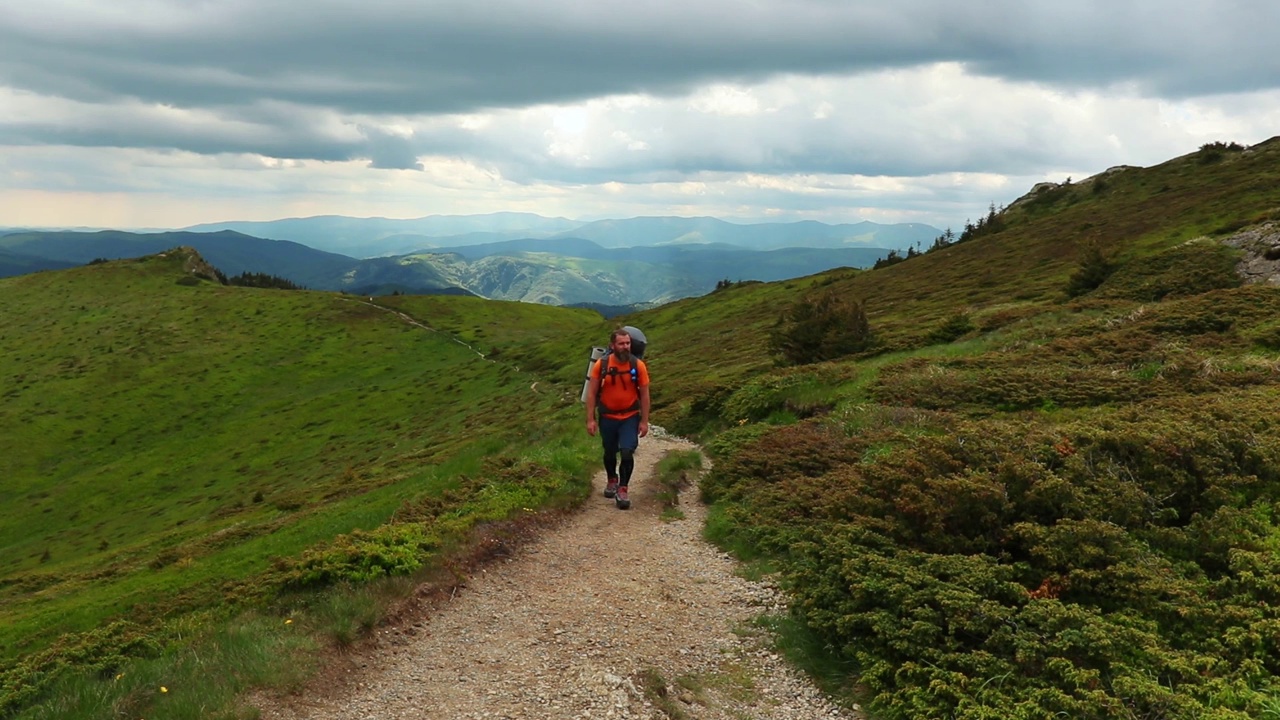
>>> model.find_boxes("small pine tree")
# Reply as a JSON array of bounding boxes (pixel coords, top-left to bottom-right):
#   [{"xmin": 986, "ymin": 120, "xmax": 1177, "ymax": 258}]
[
  {"xmin": 1065, "ymin": 242, "xmax": 1115, "ymax": 297},
  {"xmin": 769, "ymin": 290, "xmax": 872, "ymax": 365},
  {"xmin": 929, "ymin": 228, "xmax": 955, "ymax": 252},
  {"xmin": 873, "ymin": 250, "xmax": 905, "ymax": 270}
]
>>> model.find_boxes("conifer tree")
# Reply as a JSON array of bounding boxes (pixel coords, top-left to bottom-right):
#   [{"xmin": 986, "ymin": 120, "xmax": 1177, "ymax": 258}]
[
  {"xmin": 769, "ymin": 290, "xmax": 872, "ymax": 364},
  {"xmin": 1065, "ymin": 242, "xmax": 1115, "ymax": 297}
]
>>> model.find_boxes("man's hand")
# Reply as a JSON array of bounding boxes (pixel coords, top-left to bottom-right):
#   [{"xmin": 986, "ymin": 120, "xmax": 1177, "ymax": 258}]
[
  {"xmin": 586, "ymin": 418, "xmax": 597, "ymax": 436},
  {"xmin": 639, "ymin": 420, "xmax": 649, "ymax": 438}
]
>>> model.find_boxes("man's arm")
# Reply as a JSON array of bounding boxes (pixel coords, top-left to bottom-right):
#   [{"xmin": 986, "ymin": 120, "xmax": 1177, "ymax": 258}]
[
  {"xmin": 638, "ymin": 385, "xmax": 650, "ymax": 437},
  {"xmin": 585, "ymin": 363, "xmax": 599, "ymax": 436}
]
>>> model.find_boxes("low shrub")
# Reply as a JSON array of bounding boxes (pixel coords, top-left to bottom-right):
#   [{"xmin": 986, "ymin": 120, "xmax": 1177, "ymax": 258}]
[
  {"xmin": 927, "ymin": 312, "xmax": 976, "ymax": 344},
  {"xmin": 1095, "ymin": 243, "xmax": 1240, "ymax": 302},
  {"xmin": 0, "ymin": 621, "xmax": 162, "ymax": 716},
  {"xmin": 284, "ymin": 524, "xmax": 440, "ymax": 588},
  {"xmin": 702, "ymin": 391, "xmax": 1280, "ymax": 718}
]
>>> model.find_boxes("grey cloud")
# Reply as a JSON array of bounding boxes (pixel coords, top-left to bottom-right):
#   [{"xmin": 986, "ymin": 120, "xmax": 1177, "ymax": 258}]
[
  {"xmin": 0, "ymin": 117, "xmax": 357, "ymax": 162},
  {"xmin": 361, "ymin": 127, "xmax": 424, "ymax": 170},
  {"xmin": 392, "ymin": 78, "xmax": 1113, "ymax": 185},
  {"xmin": 2, "ymin": 0, "xmax": 1276, "ymax": 119},
  {"xmin": 1, "ymin": 0, "xmax": 1275, "ymax": 195}
]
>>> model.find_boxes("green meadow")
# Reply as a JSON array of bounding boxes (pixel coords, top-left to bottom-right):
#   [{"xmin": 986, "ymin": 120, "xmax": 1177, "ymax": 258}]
[
  {"xmin": 0, "ymin": 251, "xmax": 607, "ymax": 716},
  {"xmin": 5, "ymin": 138, "xmax": 1280, "ymax": 719}
]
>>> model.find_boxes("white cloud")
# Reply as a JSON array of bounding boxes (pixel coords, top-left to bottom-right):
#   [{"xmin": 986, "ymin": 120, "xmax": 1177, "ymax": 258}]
[{"xmin": 688, "ymin": 85, "xmax": 763, "ymax": 116}]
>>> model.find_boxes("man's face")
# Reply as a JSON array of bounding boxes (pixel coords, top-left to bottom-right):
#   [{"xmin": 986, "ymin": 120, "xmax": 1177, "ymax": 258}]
[{"xmin": 612, "ymin": 334, "xmax": 632, "ymax": 359}]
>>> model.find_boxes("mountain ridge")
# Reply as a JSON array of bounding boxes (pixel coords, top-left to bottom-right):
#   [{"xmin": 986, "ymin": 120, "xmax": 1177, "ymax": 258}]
[
  {"xmin": 1, "ymin": 228, "xmax": 895, "ymax": 305},
  {"xmin": 181, "ymin": 213, "xmax": 938, "ymax": 257}
]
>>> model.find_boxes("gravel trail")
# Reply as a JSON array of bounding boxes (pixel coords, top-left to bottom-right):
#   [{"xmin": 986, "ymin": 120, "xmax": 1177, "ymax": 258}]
[{"xmin": 256, "ymin": 429, "xmax": 863, "ymax": 720}]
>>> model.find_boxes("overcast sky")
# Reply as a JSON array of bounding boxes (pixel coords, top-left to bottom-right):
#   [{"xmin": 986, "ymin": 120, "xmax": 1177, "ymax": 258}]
[{"xmin": 1, "ymin": 0, "xmax": 1277, "ymax": 230}]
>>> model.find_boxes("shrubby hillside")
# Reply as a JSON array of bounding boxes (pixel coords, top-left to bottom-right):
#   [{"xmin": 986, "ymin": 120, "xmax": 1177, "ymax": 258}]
[{"xmin": 647, "ymin": 137, "xmax": 1280, "ymax": 719}]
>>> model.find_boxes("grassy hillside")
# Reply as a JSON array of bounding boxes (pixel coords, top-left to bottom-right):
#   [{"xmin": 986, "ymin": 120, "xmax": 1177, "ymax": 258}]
[
  {"xmin": 632, "ymin": 140, "xmax": 1280, "ymax": 426},
  {"xmin": 637, "ymin": 139, "xmax": 1280, "ymax": 719},
  {"xmin": 0, "ymin": 250, "xmax": 609, "ymax": 717},
  {"xmin": 7, "ymin": 137, "xmax": 1280, "ymax": 719}
]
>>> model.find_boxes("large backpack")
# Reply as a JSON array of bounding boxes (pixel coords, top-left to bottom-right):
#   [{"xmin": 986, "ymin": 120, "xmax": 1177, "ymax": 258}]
[{"xmin": 580, "ymin": 326, "xmax": 647, "ymax": 407}]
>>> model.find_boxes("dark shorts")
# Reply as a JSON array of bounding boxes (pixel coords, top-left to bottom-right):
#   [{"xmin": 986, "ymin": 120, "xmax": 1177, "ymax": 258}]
[{"xmin": 599, "ymin": 414, "xmax": 640, "ymax": 453}]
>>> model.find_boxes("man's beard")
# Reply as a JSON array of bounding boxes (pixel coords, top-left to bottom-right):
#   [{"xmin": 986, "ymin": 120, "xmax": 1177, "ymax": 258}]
[{"xmin": 614, "ymin": 348, "xmax": 631, "ymax": 361}]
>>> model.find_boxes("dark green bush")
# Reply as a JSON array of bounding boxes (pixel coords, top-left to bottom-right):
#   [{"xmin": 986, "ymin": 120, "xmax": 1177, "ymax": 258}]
[
  {"xmin": 768, "ymin": 290, "xmax": 872, "ymax": 365},
  {"xmin": 1065, "ymin": 243, "xmax": 1115, "ymax": 298}
]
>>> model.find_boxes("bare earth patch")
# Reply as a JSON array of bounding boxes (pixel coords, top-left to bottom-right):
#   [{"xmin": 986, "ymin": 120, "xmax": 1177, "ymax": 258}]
[{"xmin": 255, "ymin": 430, "xmax": 862, "ymax": 719}]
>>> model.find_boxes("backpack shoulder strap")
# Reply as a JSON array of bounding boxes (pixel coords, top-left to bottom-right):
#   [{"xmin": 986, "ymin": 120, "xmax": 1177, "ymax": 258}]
[{"xmin": 596, "ymin": 351, "xmax": 613, "ymax": 394}]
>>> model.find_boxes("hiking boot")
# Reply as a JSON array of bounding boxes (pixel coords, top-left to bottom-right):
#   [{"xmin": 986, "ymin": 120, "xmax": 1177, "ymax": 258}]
[
  {"xmin": 615, "ymin": 485, "xmax": 631, "ymax": 510},
  {"xmin": 604, "ymin": 477, "xmax": 619, "ymax": 499}
]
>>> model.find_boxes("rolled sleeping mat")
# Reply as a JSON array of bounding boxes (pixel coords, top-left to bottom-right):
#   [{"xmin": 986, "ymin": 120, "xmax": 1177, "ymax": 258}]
[{"xmin": 580, "ymin": 346, "xmax": 608, "ymax": 403}]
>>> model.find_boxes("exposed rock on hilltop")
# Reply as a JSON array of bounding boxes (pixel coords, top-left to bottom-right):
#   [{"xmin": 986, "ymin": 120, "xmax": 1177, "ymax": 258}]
[
  {"xmin": 156, "ymin": 245, "xmax": 224, "ymax": 282},
  {"xmin": 1007, "ymin": 165, "xmax": 1143, "ymax": 211},
  {"xmin": 1223, "ymin": 222, "xmax": 1280, "ymax": 285}
]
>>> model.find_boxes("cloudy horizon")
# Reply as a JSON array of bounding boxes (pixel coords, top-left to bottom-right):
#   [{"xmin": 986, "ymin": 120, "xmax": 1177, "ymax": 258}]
[{"xmin": 2, "ymin": 0, "xmax": 1277, "ymax": 232}]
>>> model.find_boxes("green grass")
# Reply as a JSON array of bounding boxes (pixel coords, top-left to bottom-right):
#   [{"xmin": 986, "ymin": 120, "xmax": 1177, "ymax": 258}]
[
  {"xmin": 752, "ymin": 614, "xmax": 863, "ymax": 710},
  {"xmin": 0, "ymin": 251, "xmax": 603, "ymax": 716},
  {"xmin": 14, "ymin": 613, "xmax": 317, "ymax": 720},
  {"xmin": 652, "ymin": 449, "xmax": 703, "ymax": 520}
]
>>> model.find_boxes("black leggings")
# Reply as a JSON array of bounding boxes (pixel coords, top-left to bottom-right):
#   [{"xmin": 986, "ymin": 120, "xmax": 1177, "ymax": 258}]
[
  {"xmin": 600, "ymin": 414, "xmax": 640, "ymax": 485},
  {"xmin": 604, "ymin": 447, "xmax": 635, "ymax": 485}
]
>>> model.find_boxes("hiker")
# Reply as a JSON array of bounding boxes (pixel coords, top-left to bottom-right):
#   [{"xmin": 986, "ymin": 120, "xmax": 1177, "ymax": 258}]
[{"xmin": 584, "ymin": 328, "xmax": 650, "ymax": 509}]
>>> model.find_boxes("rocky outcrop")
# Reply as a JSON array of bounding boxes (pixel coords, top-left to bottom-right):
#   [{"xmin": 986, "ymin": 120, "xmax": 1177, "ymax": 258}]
[
  {"xmin": 1007, "ymin": 165, "xmax": 1144, "ymax": 212},
  {"xmin": 157, "ymin": 245, "xmax": 225, "ymax": 282},
  {"xmin": 1222, "ymin": 223, "xmax": 1280, "ymax": 285}
]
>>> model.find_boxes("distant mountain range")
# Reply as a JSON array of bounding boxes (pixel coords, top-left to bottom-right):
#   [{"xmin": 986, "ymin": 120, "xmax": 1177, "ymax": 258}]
[
  {"xmin": 182, "ymin": 213, "xmax": 938, "ymax": 258},
  {"xmin": 1, "ymin": 214, "xmax": 941, "ymax": 305},
  {"xmin": 0, "ymin": 230, "xmax": 356, "ymax": 289},
  {"xmin": 0, "ymin": 248, "xmax": 78, "ymax": 277}
]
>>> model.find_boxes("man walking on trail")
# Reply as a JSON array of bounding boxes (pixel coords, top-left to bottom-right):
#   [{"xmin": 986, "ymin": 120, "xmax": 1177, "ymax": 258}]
[{"xmin": 585, "ymin": 328, "xmax": 650, "ymax": 510}]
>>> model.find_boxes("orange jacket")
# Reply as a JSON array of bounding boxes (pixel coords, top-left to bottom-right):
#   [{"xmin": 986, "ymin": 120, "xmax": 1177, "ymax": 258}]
[{"xmin": 590, "ymin": 354, "xmax": 650, "ymax": 419}]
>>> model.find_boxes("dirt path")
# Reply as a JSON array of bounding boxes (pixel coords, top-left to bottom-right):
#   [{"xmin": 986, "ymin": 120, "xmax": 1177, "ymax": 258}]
[{"xmin": 255, "ymin": 430, "xmax": 862, "ymax": 719}]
